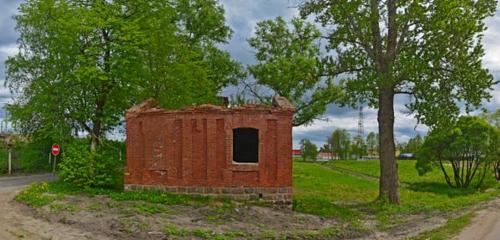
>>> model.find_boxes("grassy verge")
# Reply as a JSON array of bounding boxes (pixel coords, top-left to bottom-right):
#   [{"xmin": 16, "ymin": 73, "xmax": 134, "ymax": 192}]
[
  {"xmin": 294, "ymin": 161, "xmax": 499, "ymax": 230},
  {"xmin": 16, "ymin": 180, "xmax": 227, "ymax": 208},
  {"xmin": 16, "ymin": 160, "xmax": 500, "ymax": 239}
]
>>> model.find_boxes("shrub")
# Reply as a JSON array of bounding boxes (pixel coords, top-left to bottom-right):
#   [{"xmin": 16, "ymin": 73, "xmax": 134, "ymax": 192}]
[
  {"xmin": 0, "ymin": 148, "xmax": 8, "ymax": 174},
  {"xmin": 15, "ymin": 139, "xmax": 53, "ymax": 173},
  {"xmin": 58, "ymin": 140, "xmax": 124, "ymax": 189},
  {"xmin": 416, "ymin": 116, "xmax": 499, "ymax": 188}
]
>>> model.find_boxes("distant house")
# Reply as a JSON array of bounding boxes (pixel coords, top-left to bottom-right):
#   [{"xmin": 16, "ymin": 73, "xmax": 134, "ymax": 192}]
[
  {"xmin": 318, "ymin": 152, "xmax": 334, "ymax": 161},
  {"xmin": 292, "ymin": 149, "xmax": 301, "ymax": 158}
]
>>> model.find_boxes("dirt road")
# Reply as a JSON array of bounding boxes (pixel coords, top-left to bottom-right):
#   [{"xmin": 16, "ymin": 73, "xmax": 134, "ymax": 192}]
[
  {"xmin": 0, "ymin": 174, "xmax": 111, "ymax": 240},
  {"xmin": 455, "ymin": 197, "xmax": 500, "ymax": 240}
]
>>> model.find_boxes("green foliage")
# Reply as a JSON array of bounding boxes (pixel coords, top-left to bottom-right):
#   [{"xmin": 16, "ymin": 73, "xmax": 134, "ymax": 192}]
[
  {"xmin": 480, "ymin": 108, "xmax": 500, "ymax": 129},
  {"xmin": 417, "ymin": 116, "xmax": 500, "ymax": 188},
  {"xmin": 58, "ymin": 139, "xmax": 124, "ymax": 189},
  {"xmin": 6, "ymin": 0, "xmax": 243, "ymax": 150},
  {"xmin": 297, "ymin": 0, "xmax": 497, "ymax": 203},
  {"xmin": 248, "ymin": 17, "xmax": 340, "ymax": 126},
  {"xmin": 480, "ymin": 109, "xmax": 500, "ymax": 180},
  {"xmin": 0, "ymin": 137, "xmax": 54, "ymax": 174},
  {"xmin": 366, "ymin": 132, "xmax": 379, "ymax": 157},
  {"xmin": 402, "ymin": 134, "xmax": 424, "ymax": 154},
  {"xmin": 329, "ymin": 129, "xmax": 351, "ymax": 160},
  {"xmin": 351, "ymin": 136, "xmax": 367, "ymax": 159},
  {"xmin": 15, "ymin": 182, "xmax": 58, "ymax": 207},
  {"xmin": 14, "ymin": 139, "xmax": 53, "ymax": 173},
  {"xmin": 300, "ymin": 0, "xmax": 497, "ymax": 126},
  {"xmin": 0, "ymin": 148, "xmax": 8, "ymax": 174},
  {"xmin": 300, "ymin": 139, "xmax": 318, "ymax": 161}
]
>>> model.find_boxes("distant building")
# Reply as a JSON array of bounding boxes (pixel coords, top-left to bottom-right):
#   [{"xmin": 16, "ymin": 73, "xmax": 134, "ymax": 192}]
[
  {"xmin": 318, "ymin": 152, "xmax": 334, "ymax": 161},
  {"xmin": 292, "ymin": 149, "xmax": 301, "ymax": 158}
]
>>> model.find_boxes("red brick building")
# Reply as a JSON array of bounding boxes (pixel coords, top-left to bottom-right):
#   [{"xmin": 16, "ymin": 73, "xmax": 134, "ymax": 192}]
[{"xmin": 124, "ymin": 96, "xmax": 294, "ymax": 204}]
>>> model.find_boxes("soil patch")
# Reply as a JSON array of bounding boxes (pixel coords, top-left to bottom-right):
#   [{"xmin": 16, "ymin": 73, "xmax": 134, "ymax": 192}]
[{"xmin": 29, "ymin": 194, "xmax": 346, "ymax": 239}]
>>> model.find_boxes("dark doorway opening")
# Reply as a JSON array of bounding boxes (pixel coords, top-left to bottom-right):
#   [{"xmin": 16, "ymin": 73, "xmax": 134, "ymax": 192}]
[{"xmin": 233, "ymin": 128, "xmax": 259, "ymax": 163}]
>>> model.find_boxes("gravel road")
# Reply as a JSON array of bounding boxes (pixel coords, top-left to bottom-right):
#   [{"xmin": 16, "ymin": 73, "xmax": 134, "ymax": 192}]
[
  {"xmin": 0, "ymin": 174, "xmax": 111, "ymax": 240},
  {"xmin": 455, "ymin": 197, "xmax": 500, "ymax": 240}
]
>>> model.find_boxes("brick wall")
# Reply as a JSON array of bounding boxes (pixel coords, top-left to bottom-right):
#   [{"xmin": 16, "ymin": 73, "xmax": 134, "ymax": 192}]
[{"xmin": 124, "ymin": 97, "xmax": 294, "ymax": 204}]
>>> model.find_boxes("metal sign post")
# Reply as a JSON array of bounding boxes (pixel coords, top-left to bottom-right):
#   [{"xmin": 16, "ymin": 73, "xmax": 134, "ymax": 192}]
[{"xmin": 51, "ymin": 144, "xmax": 60, "ymax": 173}]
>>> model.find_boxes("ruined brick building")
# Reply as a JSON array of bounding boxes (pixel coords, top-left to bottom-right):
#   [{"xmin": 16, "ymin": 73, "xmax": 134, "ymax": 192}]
[{"xmin": 124, "ymin": 96, "xmax": 294, "ymax": 203}]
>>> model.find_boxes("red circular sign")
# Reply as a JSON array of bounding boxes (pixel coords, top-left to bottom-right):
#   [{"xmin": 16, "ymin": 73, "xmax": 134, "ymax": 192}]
[{"xmin": 51, "ymin": 144, "xmax": 60, "ymax": 156}]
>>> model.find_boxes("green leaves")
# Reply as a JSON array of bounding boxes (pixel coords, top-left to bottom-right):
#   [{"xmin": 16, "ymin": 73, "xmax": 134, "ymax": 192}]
[
  {"xmin": 248, "ymin": 17, "xmax": 339, "ymax": 126},
  {"xmin": 6, "ymin": 0, "xmax": 243, "ymax": 146},
  {"xmin": 299, "ymin": 0, "xmax": 497, "ymax": 127},
  {"xmin": 416, "ymin": 116, "xmax": 499, "ymax": 188},
  {"xmin": 300, "ymin": 139, "xmax": 319, "ymax": 161}
]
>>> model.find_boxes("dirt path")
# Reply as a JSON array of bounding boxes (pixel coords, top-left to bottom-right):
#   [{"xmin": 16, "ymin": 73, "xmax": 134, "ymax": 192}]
[
  {"xmin": 455, "ymin": 197, "xmax": 500, "ymax": 240},
  {"xmin": 0, "ymin": 175, "xmax": 111, "ymax": 240}
]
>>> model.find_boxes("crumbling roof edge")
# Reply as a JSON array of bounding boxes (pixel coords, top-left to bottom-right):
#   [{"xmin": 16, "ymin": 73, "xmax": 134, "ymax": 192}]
[{"xmin": 125, "ymin": 96, "xmax": 295, "ymax": 119}]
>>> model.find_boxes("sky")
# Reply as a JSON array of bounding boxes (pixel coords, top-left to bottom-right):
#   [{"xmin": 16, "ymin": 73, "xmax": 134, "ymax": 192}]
[{"xmin": 0, "ymin": 0, "xmax": 499, "ymax": 148}]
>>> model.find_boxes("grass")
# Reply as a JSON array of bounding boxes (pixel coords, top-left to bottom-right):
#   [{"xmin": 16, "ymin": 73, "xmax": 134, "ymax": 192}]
[
  {"xmin": 328, "ymin": 160, "xmax": 446, "ymax": 183},
  {"xmin": 15, "ymin": 182, "xmax": 60, "ymax": 207},
  {"xmin": 16, "ymin": 160, "xmax": 500, "ymax": 239},
  {"xmin": 293, "ymin": 160, "xmax": 500, "ymax": 231},
  {"xmin": 133, "ymin": 202, "xmax": 169, "ymax": 215}
]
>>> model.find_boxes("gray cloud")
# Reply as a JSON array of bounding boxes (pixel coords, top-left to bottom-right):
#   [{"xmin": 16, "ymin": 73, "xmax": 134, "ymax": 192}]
[
  {"xmin": 0, "ymin": 0, "xmax": 20, "ymax": 46},
  {"xmin": 220, "ymin": 0, "xmax": 298, "ymax": 65},
  {"xmin": 0, "ymin": 0, "xmax": 20, "ymax": 108}
]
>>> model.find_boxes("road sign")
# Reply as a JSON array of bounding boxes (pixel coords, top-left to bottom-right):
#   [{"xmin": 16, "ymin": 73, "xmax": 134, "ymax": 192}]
[{"xmin": 51, "ymin": 144, "xmax": 60, "ymax": 156}]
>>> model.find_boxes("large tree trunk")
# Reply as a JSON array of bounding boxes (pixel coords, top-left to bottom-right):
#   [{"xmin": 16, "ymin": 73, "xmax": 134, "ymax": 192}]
[
  {"xmin": 378, "ymin": 87, "xmax": 400, "ymax": 204},
  {"xmin": 90, "ymin": 120, "xmax": 101, "ymax": 152},
  {"xmin": 90, "ymin": 134, "xmax": 99, "ymax": 152}
]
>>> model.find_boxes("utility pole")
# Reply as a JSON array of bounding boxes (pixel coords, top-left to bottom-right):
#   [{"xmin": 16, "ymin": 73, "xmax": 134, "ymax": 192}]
[{"xmin": 5, "ymin": 136, "xmax": 12, "ymax": 175}]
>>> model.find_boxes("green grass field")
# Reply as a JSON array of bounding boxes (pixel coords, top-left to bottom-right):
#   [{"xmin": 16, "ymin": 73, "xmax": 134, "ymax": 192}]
[{"xmin": 293, "ymin": 160, "xmax": 500, "ymax": 230}]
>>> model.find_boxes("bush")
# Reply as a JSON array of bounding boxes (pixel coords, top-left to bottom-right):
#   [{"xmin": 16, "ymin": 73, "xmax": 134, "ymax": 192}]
[
  {"xmin": 58, "ymin": 139, "xmax": 124, "ymax": 189},
  {"xmin": 416, "ymin": 116, "xmax": 499, "ymax": 188},
  {"xmin": 0, "ymin": 148, "xmax": 8, "ymax": 174},
  {"xmin": 15, "ymin": 140, "xmax": 53, "ymax": 173}
]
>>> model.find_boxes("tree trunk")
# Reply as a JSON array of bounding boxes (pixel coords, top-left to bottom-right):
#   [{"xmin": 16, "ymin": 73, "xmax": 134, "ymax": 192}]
[
  {"xmin": 90, "ymin": 135, "xmax": 98, "ymax": 152},
  {"xmin": 378, "ymin": 87, "xmax": 400, "ymax": 204},
  {"xmin": 90, "ymin": 121, "xmax": 101, "ymax": 152}
]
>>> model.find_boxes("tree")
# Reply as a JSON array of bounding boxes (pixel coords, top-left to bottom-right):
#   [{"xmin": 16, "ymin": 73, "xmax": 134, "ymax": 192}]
[
  {"xmin": 6, "ymin": 0, "xmax": 242, "ymax": 151},
  {"xmin": 480, "ymin": 109, "xmax": 500, "ymax": 129},
  {"xmin": 403, "ymin": 134, "xmax": 424, "ymax": 153},
  {"xmin": 417, "ymin": 116, "xmax": 499, "ymax": 188},
  {"xmin": 321, "ymin": 142, "xmax": 334, "ymax": 160},
  {"xmin": 300, "ymin": 139, "xmax": 318, "ymax": 161},
  {"xmin": 480, "ymin": 109, "xmax": 500, "ymax": 180},
  {"xmin": 330, "ymin": 129, "xmax": 351, "ymax": 160},
  {"xmin": 366, "ymin": 132, "xmax": 379, "ymax": 157},
  {"xmin": 248, "ymin": 17, "xmax": 340, "ymax": 126},
  {"xmin": 351, "ymin": 136, "xmax": 367, "ymax": 159},
  {"xmin": 299, "ymin": 0, "xmax": 497, "ymax": 203}
]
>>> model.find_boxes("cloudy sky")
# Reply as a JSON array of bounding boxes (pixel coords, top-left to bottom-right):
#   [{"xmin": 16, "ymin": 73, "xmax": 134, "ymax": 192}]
[{"xmin": 0, "ymin": 0, "xmax": 499, "ymax": 148}]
